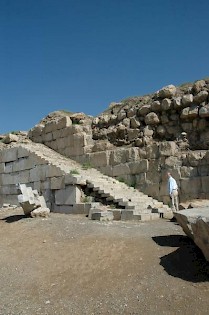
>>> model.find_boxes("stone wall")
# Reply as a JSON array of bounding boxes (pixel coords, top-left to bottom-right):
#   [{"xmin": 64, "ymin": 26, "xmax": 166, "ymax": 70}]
[
  {"xmin": 78, "ymin": 144, "xmax": 209, "ymax": 204},
  {"xmin": 28, "ymin": 115, "xmax": 94, "ymax": 159},
  {"xmin": 0, "ymin": 145, "xmax": 86, "ymax": 213}
]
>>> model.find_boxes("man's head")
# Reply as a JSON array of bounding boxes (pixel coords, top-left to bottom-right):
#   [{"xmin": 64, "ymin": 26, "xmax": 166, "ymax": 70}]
[{"xmin": 167, "ymin": 172, "xmax": 171, "ymax": 178}]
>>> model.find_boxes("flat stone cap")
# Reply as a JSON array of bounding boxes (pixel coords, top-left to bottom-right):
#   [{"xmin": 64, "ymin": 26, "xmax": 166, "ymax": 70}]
[{"xmin": 175, "ymin": 208, "xmax": 209, "ymax": 220}]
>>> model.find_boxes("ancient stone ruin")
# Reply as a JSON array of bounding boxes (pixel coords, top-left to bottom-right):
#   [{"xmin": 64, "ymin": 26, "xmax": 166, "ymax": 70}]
[{"xmin": 1, "ymin": 77, "xmax": 209, "ymax": 258}]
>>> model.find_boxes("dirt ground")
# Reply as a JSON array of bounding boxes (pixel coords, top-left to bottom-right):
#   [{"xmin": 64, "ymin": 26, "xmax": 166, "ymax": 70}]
[{"xmin": 0, "ymin": 207, "xmax": 209, "ymax": 315}]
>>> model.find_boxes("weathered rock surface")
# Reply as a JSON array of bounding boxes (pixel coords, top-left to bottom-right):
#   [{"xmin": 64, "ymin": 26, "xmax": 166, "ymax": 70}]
[{"xmin": 175, "ymin": 208, "xmax": 209, "ymax": 261}]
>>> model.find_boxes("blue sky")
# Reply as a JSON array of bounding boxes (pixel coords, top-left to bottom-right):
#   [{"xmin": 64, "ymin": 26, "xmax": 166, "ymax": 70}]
[{"xmin": 0, "ymin": 0, "xmax": 209, "ymax": 133}]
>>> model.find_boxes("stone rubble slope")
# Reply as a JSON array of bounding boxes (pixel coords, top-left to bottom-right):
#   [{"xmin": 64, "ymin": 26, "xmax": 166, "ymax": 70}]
[
  {"xmin": 18, "ymin": 142, "xmax": 170, "ymax": 221},
  {"xmin": 92, "ymin": 78, "xmax": 209, "ymax": 150}
]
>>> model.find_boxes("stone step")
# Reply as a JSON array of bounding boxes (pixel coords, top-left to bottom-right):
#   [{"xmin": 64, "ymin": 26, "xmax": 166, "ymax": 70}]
[{"xmin": 121, "ymin": 210, "xmax": 152, "ymax": 221}]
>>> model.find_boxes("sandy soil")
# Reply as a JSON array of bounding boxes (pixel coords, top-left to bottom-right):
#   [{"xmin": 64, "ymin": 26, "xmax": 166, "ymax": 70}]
[{"xmin": 0, "ymin": 207, "xmax": 209, "ymax": 315}]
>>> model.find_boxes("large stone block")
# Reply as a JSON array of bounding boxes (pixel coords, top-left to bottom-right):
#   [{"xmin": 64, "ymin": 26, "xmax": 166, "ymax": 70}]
[
  {"xmin": 41, "ymin": 179, "xmax": 51, "ymax": 190},
  {"xmin": 64, "ymin": 174, "xmax": 86, "ymax": 185},
  {"xmin": 16, "ymin": 170, "xmax": 30, "ymax": 184},
  {"xmin": 0, "ymin": 185, "xmax": 18, "ymax": 195},
  {"xmin": 42, "ymin": 132, "xmax": 53, "ymax": 142},
  {"xmin": 146, "ymin": 143, "xmax": 159, "ymax": 159},
  {"xmin": 0, "ymin": 147, "xmax": 18, "ymax": 162},
  {"xmin": 50, "ymin": 176, "xmax": 65, "ymax": 189},
  {"xmin": 33, "ymin": 181, "xmax": 41, "ymax": 192},
  {"xmin": 109, "ymin": 149, "xmax": 128, "ymax": 166},
  {"xmin": 42, "ymin": 188, "xmax": 53, "ymax": 206},
  {"xmin": 13, "ymin": 157, "xmax": 34, "ymax": 172},
  {"xmin": 0, "ymin": 173, "xmax": 14, "ymax": 185},
  {"xmin": 187, "ymin": 151, "xmax": 204, "ymax": 166},
  {"xmin": 17, "ymin": 147, "xmax": 29, "ymax": 159},
  {"xmin": 56, "ymin": 116, "xmax": 72, "ymax": 129},
  {"xmin": 159, "ymin": 141, "xmax": 177, "ymax": 156},
  {"xmin": 4, "ymin": 161, "xmax": 13, "ymax": 173},
  {"xmin": 146, "ymin": 162, "xmax": 160, "ymax": 183},
  {"xmin": 126, "ymin": 147, "xmax": 140, "ymax": 162},
  {"xmin": 64, "ymin": 146, "xmax": 85, "ymax": 157},
  {"xmin": 89, "ymin": 151, "xmax": 110, "ymax": 167},
  {"xmin": 180, "ymin": 177, "xmax": 202, "ymax": 195},
  {"xmin": 55, "ymin": 185, "xmax": 82, "ymax": 205},
  {"xmin": 48, "ymin": 140, "xmax": 58, "ymax": 151},
  {"xmin": 1, "ymin": 171, "xmax": 29, "ymax": 185},
  {"xmin": 98, "ymin": 165, "xmax": 113, "ymax": 177},
  {"xmin": 72, "ymin": 133, "xmax": 86, "ymax": 147},
  {"xmin": 61, "ymin": 127, "xmax": 74, "ymax": 137},
  {"xmin": 29, "ymin": 124, "xmax": 44, "ymax": 138},
  {"xmin": 175, "ymin": 208, "xmax": 209, "ymax": 262},
  {"xmin": 180, "ymin": 166, "xmax": 198, "ymax": 178},
  {"xmin": 56, "ymin": 137, "xmax": 68, "ymax": 150},
  {"xmin": 29, "ymin": 165, "xmax": 47, "ymax": 182},
  {"xmin": 117, "ymin": 174, "xmax": 136, "ymax": 187},
  {"xmin": 30, "ymin": 153, "xmax": 48, "ymax": 165},
  {"xmin": 144, "ymin": 183, "xmax": 160, "ymax": 200},
  {"xmin": 112, "ymin": 163, "xmax": 130, "ymax": 176},
  {"xmin": 52, "ymin": 129, "xmax": 62, "ymax": 140},
  {"xmin": 129, "ymin": 159, "xmax": 149, "ymax": 174},
  {"xmin": 44, "ymin": 121, "xmax": 58, "ymax": 133},
  {"xmin": 45, "ymin": 165, "xmax": 64, "ymax": 177},
  {"xmin": 135, "ymin": 173, "xmax": 146, "ymax": 185},
  {"xmin": 165, "ymin": 156, "xmax": 182, "ymax": 168}
]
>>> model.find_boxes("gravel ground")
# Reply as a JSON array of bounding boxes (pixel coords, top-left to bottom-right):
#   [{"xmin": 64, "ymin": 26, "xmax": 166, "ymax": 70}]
[{"xmin": 0, "ymin": 207, "xmax": 209, "ymax": 315}]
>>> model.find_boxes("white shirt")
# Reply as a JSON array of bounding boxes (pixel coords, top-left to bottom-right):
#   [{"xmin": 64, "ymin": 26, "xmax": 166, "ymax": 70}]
[{"xmin": 168, "ymin": 176, "xmax": 178, "ymax": 195}]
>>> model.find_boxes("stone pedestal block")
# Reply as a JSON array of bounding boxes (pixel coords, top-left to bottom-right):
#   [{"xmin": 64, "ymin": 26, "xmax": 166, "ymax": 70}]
[{"xmin": 55, "ymin": 185, "xmax": 82, "ymax": 205}]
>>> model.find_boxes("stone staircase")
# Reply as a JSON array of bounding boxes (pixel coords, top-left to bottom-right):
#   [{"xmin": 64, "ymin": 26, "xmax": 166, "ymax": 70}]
[{"xmin": 19, "ymin": 142, "xmax": 170, "ymax": 221}]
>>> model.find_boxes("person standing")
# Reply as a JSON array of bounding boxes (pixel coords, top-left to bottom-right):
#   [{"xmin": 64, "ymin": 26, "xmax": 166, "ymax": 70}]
[{"xmin": 167, "ymin": 172, "xmax": 179, "ymax": 211}]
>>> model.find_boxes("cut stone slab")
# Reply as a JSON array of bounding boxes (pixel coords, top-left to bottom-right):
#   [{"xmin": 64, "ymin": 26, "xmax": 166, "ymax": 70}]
[{"xmin": 174, "ymin": 208, "xmax": 209, "ymax": 262}]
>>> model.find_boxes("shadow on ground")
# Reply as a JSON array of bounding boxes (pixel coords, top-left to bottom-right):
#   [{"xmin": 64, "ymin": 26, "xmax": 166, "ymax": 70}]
[
  {"xmin": 1, "ymin": 214, "xmax": 28, "ymax": 223},
  {"xmin": 153, "ymin": 235, "xmax": 209, "ymax": 283}
]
